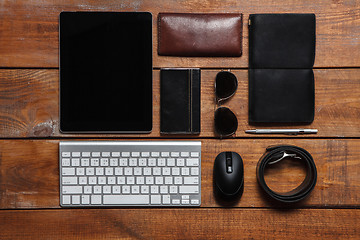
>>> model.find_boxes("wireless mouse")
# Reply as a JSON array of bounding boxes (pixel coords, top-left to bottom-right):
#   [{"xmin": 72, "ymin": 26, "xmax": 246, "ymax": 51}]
[{"xmin": 214, "ymin": 151, "xmax": 244, "ymax": 196}]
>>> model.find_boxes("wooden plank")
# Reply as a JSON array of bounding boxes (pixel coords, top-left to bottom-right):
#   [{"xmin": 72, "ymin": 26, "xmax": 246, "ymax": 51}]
[
  {"xmin": 0, "ymin": 0, "xmax": 359, "ymax": 68},
  {"xmin": 0, "ymin": 209, "xmax": 359, "ymax": 239},
  {"xmin": 0, "ymin": 139, "xmax": 360, "ymax": 209},
  {"xmin": 0, "ymin": 69, "xmax": 359, "ymax": 138}
]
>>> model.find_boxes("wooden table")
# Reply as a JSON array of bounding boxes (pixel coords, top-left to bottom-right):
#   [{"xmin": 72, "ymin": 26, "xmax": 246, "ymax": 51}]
[{"xmin": 0, "ymin": 0, "xmax": 359, "ymax": 239}]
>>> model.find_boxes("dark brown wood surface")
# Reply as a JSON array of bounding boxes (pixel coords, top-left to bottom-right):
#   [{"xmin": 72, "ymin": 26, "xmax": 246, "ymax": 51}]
[{"xmin": 0, "ymin": 0, "xmax": 359, "ymax": 239}]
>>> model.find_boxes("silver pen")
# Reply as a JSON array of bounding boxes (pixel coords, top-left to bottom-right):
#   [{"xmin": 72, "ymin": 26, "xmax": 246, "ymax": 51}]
[{"xmin": 245, "ymin": 129, "xmax": 318, "ymax": 135}]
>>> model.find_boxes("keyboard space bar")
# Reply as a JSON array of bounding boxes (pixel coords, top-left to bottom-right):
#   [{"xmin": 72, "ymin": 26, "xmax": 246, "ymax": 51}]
[{"xmin": 103, "ymin": 195, "xmax": 149, "ymax": 205}]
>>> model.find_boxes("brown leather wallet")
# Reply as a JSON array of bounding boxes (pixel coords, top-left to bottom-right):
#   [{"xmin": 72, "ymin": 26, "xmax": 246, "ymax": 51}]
[{"xmin": 158, "ymin": 13, "xmax": 243, "ymax": 57}]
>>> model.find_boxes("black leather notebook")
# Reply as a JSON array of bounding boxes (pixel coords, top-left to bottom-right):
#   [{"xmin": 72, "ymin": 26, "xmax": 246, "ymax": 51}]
[
  {"xmin": 160, "ymin": 69, "xmax": 201, "ymax": 134},
  {"xmin": 249, "ymin": 13, "xmax": 316, "ymax": 69},
  {"xmin": 248, "ymin": 14, "xmax": 316, "ymax": 123}
]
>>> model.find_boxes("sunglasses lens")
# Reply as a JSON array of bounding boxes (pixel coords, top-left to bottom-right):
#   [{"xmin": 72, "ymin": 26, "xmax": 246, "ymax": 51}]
[
  {"xmin": 215, "ymin": 71, "xmax": 238, "ymax": 100},
  {"xmin": 214, "ymin": 107, "xmax": 238, "ymax": 136}
]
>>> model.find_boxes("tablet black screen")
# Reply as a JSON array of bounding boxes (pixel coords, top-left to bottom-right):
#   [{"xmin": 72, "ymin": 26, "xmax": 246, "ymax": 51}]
[{"xmin": 60, "ymin": 12, "xmax": 152, "ymax": 132}]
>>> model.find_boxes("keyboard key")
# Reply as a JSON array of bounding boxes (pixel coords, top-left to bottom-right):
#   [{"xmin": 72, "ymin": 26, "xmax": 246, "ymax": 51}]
[
  {"xmin": 62, "ymin": 152, "xmax": 70, "ymax": 157},
  {"xmin": 62, "ymin": 186, "xmax": 82, "ymax": 194},
  {"xmin": 122, "ymin": 152, "xmax": 130, "ymax": 157},
  {"xmin": 181, "ymin": 168, "xmax": 190, "ymax": 176},
  {"xmin": 167, "ymin": 158, "xmax": 176, "ymax": 167},
  {"xmin": 138, "ymin": 158, "xmax": 147, "ymax": 166},
  {"xmin": 81, "ymin": 158, "xmax": 89, "ymax": 166},
  {"xmin": 100, "ymin": 158, "xmax": 109, "ymax": 166},
  {"xmin": 82, "ymin": 195, "xmax": 90, "ymax": 204},
  {"xmin": 102, "ymin": 152, "xmax": 110, "ymax": 157},
  {"xmin": 98, "ymin": 177, "xmax": 106, "ymax": 184},
  {"xmin": 72, "ymin": 152, "xmax": 81, "ymax": 157},
  {"xmin": 122, "ymin": 186, "xmax": 130, "ymax": 194},
  {"xmin": 114, "ymin": 168, "xmax": 123, "ymax": 175},
  {"xmin": 177, "ymin": 158, "xmax": 185, "ymax": 166},
  {"xmin": 148, "ymin": 158, "xmax": 156, "ymax": 166},
  {"xmin": 124, "ymin": 168, "xmax": 133, "ymax": 175},
  {"xmin": 105, "ymin": 168, "xmax": 113, "ymax": 175},
  {"xmin": 103, "ymin": 186, "xmax": 111, "ymax": 194},
  {"xmin": 94, "ymin": 186, "xmax": 101, "ymax": 193},
  {"xmin": 112, "ymin": 152, "xmax": 120, "ymax": 157},
  {"xmin": 91, "ymin": 158, "xmax": 99, "ymax": 166},
  {"xmin": 92, "ymin": 152, "xmax": 100, "ymax": 157},
  {"xmin": 82, "ymin": 152, "xmax": 91, "ymax": 157},
  {"xmin": 158, "ymin": 158, "xmax": 166, "ymax": 166},
  {"xmin": 112, "ymin": 186, "xmax": 121, "ymax": 194},
  {"xmin": 131, "ymin": 186, "xmax": 140, "ymax": 194},
  {"xmin": 86, "ymin": 168, "xmax": 94, "ymax": 175},
  {"xmin": 181, "ymin": 152, "xmax": 189, "ymax": 157},
  {"xmin": 110, "ymin": 158, "xmax": 118, "ymax": 166},
  {"xmin": 184, "ymin": 177, "xmax": 199, "ymax": 184},
  {"xmin": 155, "ymin": 177, "xmax": 163, "ymax": 185},
  {"xmin": 151, "ymin": 186, "xmax": 159, "ymax": 194},
  {"xmin": 134, "ymin": 168, "xmax": 142, "ymax": 176},
  {"xmin": 146, "ymin": 177, "xmax": 154, "ymax": 185},
  {"xmin": 191, "ymin": 152, "xmax": 200, "ymax": 157},
  {"xmin": 72, "ymin": 195, "xmax": 80, "ymax": 204},
  {"xmin": 104, "ymin": 195, "xmax": 149, "ymax": 205},
  {"xmin": 191, "ymin": 168, "xmax": 199, "ymax": 175},
  {"xmin": 76, "ymin": 168, "xmax": 85, "ymax": 176},
  {"xmin": 136, "ymin": 177, "xmax": 145, "ymax": 184},
  {"xmin": 117, "ymin": 177, "xmax": 125, "ymax": 184},
  {"xmin": 141, "ymin": 186, "xmax": 149, "ymax": 194},
  {"xmin": 132, "ymin": 152, "xmax": 140, "ymax": 157},
  {"xmin": 163, "ymin": 168, "xmax": 171, "ymax": 176},
  {"xmin": 161, "ymin": 152, "xmax": 169, "ymax": 157},
  {"xmin": 144, "ymin": 168, "xmax": 151, "ymax": 175},
  {"xmin": 62, "ymin": 195, "xmax": 71, "ymax": 204},
  {"xmin": 127, "ymin": 177, "xmax": 135, "ymax": 185},
  {"xmin": 182, "ymin": 195, "xmax": 189, "ymax": 199},
  {"xmin": 171, "ymin": 152, "xmax": 179, "ymax": 157},
  {"xmin": 172, "ymin": 199, "xmax": 180, "ymax": 204},
  {"xmin": 62, "ymin": 168, "xmax": 75, "ymax": 176},
  {"xmin": 151, "ymin": 195, "xmax": 161, "ymax": 204},
  {"xmin": 89, "ymin": 177, "xmax": 97, "ymax": 185},
  {"xmin": 62, "ymin": 177, "xmax": 77, "ymax": 185},
  {"xmin": 162, "ymin": 195, "xmax": 171, "ymax": 204},
  {"xmin": 129, "ymin": 158, "xmax": 137, "ymax": 166},
  {"xmin": 141, "ymin": 152, "xmax": 150, "ymax": 157},
  {"xmin": 84, "ymin": 186, "xmax": 92, "ymax": 194},
  {"xmin": 172, "ymin": 168, "xmax": 180, "ymax": 176},
  {"xmin": 71, "ymin": 158, "xmax": 80, "ymax": 166},
  {"xmin": 179, "ymin": 186, "xmax": 199, "ymax": 194},
  {"xmin": 165, "ymin": 177, "xmax": 173, "ymax": 184},
  {"xmin": 186, "ymin": 158, "xmax": 199, "ymax": 166},
  {"xmin": 191, "ymin": 199, "xmax": 200, "ymax": 205},
  {"xmin": 91, "ymin": 195, "xmax": 101, "ymax": 204},
  {"xmin": 151, "ymin": 152, "xmax": 160, "ymax": 157},
  {"xmin": 62, "ymin": 158, "xmax": 70, "ymax": 166},
  {"xmin": 120, "ymin": 158, "xmax": 128, "ymax": 166},
  {"xmin": 153, "ymin": 168, "xmax": 161, "ymax": 175},
  {"xmin": 96, "ymin": 168, "xmax": 104, "ymax": 175},
  {"xmin": 182, "ymin": 199, "xmax": 190, "ymax": 205},
  {"xmin": 174, "ymin": 177, "xmax": 182, "ymax": 185},
  {"xmin": 160, "ymin": 186, "xmax": 168, "ymax": 194},
  {"xmin": 108, "ymin": 177, "xmax": 116, "ymax": 184},
  {"xmin": 79, "ymin": 177, "xmax": 87, "ymax": 185}
]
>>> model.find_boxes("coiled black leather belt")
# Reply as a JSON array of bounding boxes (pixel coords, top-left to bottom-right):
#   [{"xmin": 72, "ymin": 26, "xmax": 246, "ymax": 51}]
[{"xmin": 256, "ymin": 145, "xmax": 317, "ymax": 203}]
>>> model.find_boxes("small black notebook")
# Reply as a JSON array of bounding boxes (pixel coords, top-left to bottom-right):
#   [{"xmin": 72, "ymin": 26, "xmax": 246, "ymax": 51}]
[
  {"xmin": 248, "ymin": 14, "xmax": 316, "ymax": 123},
  {"xmin": 160, "ymin": 69, "xmax": 201, "ymax": 134}
]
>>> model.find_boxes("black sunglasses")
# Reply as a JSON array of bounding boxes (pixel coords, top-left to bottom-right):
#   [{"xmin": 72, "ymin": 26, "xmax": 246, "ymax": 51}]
[{"xmin": 214, "ymin": 71, "xmax": 238, "ymax": 137}]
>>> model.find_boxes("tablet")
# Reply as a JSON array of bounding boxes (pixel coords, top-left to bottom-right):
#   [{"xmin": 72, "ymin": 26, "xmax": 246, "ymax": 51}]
[{"xmin": 59, "ymin": 12, "xmax": 152, "ymax": 133}]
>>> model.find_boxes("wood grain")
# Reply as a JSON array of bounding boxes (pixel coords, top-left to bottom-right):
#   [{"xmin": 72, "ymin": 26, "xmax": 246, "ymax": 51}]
[
  {"xmin": 0, "ymin": 69, "xmax": 359, "ymax": 138},
  {"xmin": 1, "ymin": 139, "xmax": 360, "ymax": 209},
  {"xmin": 0, "ymin": 209, "xmax": 360, "ymax": 239},
  {"xmin": 0, "ymin": 0, "xmax": 359, "ymax": 68}
]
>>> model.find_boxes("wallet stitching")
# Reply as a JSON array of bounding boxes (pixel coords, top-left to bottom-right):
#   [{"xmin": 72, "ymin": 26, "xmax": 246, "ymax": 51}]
[{"xmin": 158, "ymin": 14, "xmax": 162, "ymax": 53}]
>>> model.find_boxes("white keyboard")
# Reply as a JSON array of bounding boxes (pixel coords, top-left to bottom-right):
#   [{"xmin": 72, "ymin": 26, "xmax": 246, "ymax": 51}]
[{"xmin": 59, "ymin": 141, "xmax": 201, "ymax": 207}]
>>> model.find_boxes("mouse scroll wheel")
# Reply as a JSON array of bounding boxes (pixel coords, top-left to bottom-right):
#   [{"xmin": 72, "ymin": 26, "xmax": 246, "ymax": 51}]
[{"xmin": 226, "ymin": 152, "xmax": 233, "ymax": 173}]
